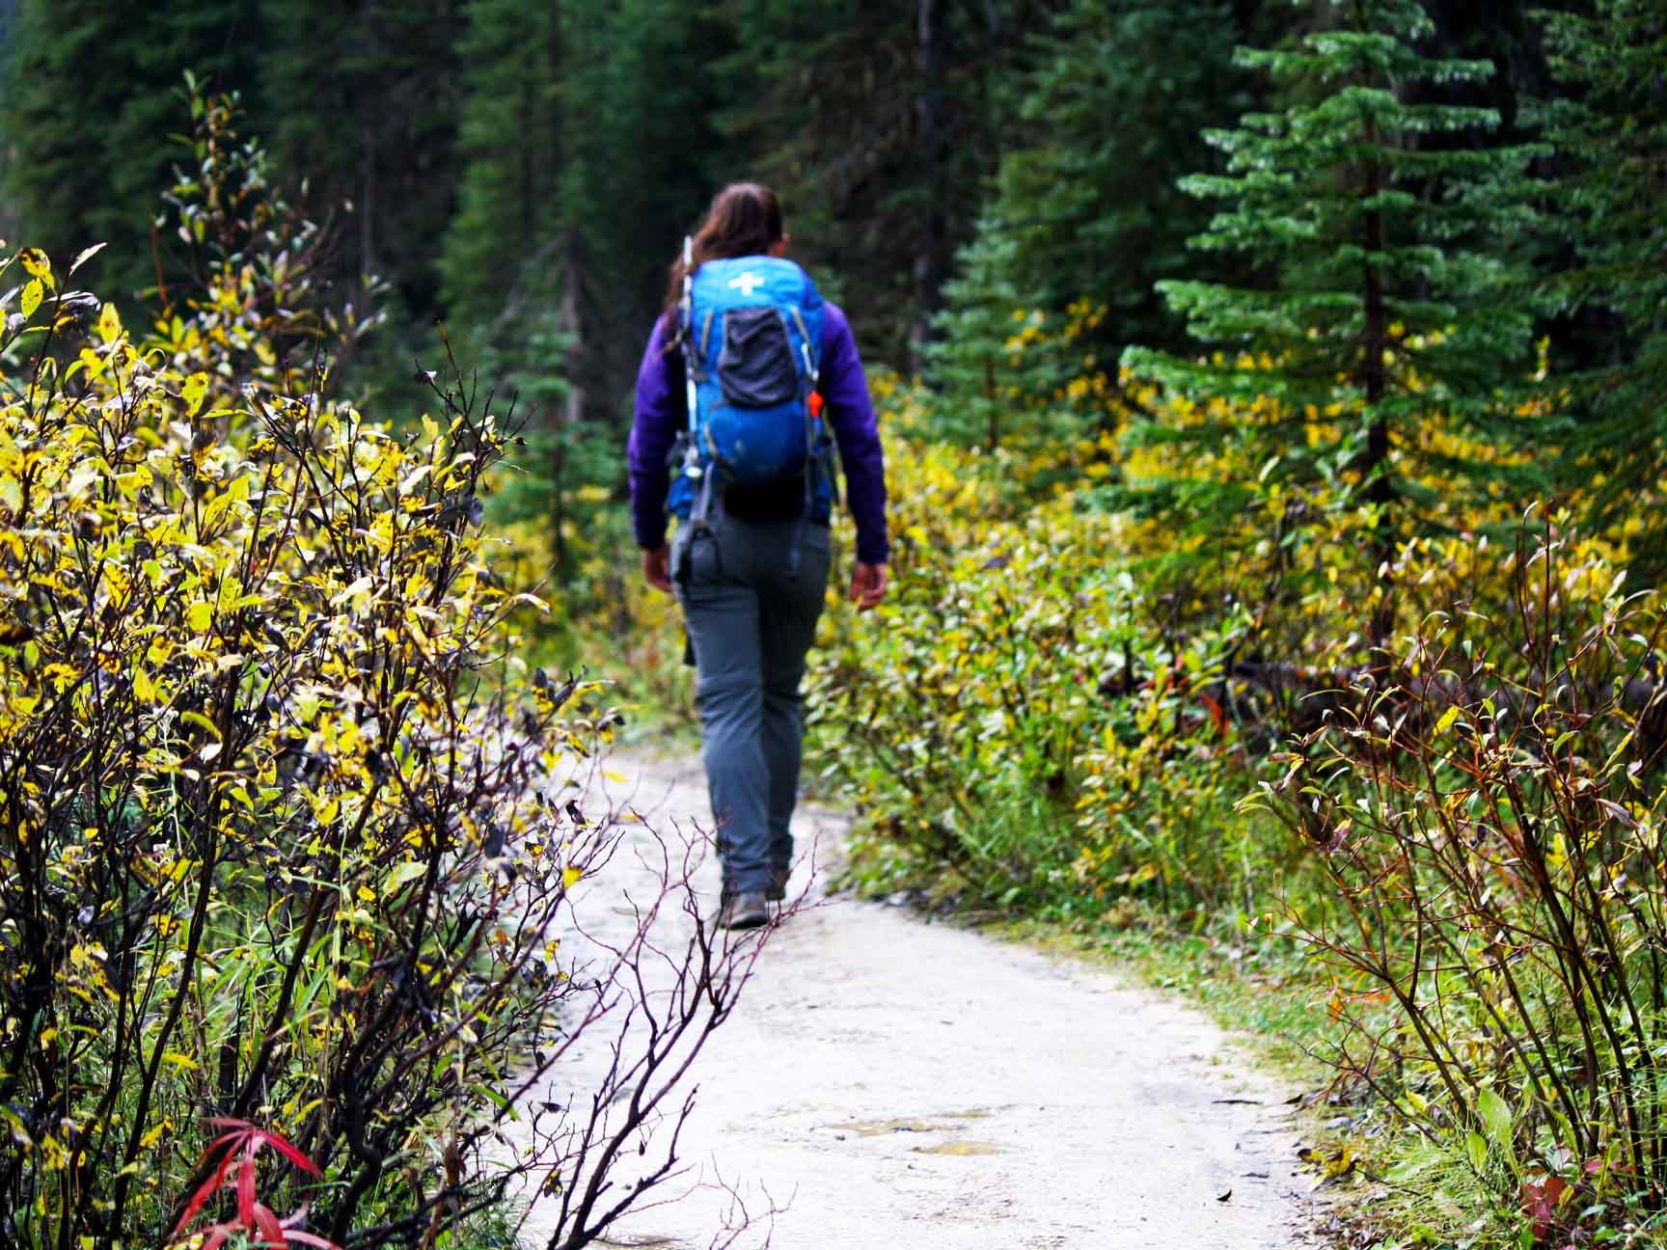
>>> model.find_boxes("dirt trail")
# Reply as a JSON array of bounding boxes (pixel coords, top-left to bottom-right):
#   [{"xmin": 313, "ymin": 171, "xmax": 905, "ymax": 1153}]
[{"xmin": 520, "ymin": 753, "xmax": 1318, "ymax": 1249}]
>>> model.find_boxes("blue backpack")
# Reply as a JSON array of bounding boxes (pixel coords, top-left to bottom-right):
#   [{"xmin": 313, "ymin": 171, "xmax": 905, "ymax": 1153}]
[{"xmin": 668, "ymin": 253, "xmax": 830, "ymax": 533}]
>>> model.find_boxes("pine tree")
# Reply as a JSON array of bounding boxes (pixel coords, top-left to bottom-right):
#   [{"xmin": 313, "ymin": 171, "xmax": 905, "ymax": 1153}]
[
  {"xmin": 1539, "ymin": 0, "xmax": 1667, "ymax": 569},
  {"xmin": 716, "ymin": 0, "xmax": 1047, "ymax": 367},
  {"xmin": 259, "ymin": 0, "xmax": 466, "ymax": 317},
  {"xmin": 922, "ymin": 218, "xmax": 1083, "ymax": 452},
  {"xmin": 438, "ymin": 0, "xmax": 731, "ymax": 571},
  {"xmin": 563, "ymin": 0, "xmax": 733, "ymax": 383},
  {"xmin": 444, "ymin": 0, "xmax": 733, "ymax": 394},
  {"xmin": 1121, "ymin": 0, "xmax": 1542, "ymax": 649},
  {"xmin": 0, "ymin": 0, "xmax": 20, "ymax": 245},
  {"xmin": 437, "ymin": 0, "xmax": 588, "ymax": 574},
  {"xmin": 1, "ymin": 1, "xmax": 121, "ymax": 274},
  {"xmin": 104, "ymin": 2, "xmax": 262, "ymax": 249},
  {"xmin": 437, "ymin": 0, "xmax": 567, "ymax": 344},
  {"xmin": 2, "ymin": 0, "xmax": 261, "ymax": 296},
  {"xmin": 923, "ymin": 220, "xmax": 1032, "ymax": 450},
  {"xmin": 988, "ymin": 0, "xmax": 1247, "ymax": 357}
]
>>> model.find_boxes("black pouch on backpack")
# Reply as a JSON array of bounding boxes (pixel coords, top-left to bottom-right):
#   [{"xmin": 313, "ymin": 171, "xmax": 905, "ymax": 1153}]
[{"xmin": 717, "ymin": 307, "xmax": 798, "ymax": 407}]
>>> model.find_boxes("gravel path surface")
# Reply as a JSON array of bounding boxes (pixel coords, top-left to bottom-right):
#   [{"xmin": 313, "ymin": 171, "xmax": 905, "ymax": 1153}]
[{"xmin": 520, "ymin": 753, "xmax": 1318, "ymax": 1249}]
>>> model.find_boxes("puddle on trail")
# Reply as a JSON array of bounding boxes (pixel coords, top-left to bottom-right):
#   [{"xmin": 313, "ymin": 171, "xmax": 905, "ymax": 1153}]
[
  {"xmin": 823, "ymin": 1109, "xmax": 996, "ymax": 1138},
  {"xmin": 912, "ymin": 1140, "xmax": 1006, "ymax": 1156},
  {"xmin": 831, "ymin": 1118, "xmax": 948, "ymax": 1137}
]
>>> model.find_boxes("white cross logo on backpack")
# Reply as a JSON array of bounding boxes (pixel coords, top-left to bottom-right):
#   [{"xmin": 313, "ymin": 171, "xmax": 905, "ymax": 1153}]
[{"xmin": 729, "ymin": 272, "xmax": 765, "ymax": 297}]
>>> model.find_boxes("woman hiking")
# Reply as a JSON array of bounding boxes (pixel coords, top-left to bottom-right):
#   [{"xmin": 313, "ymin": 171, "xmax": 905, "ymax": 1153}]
[{"xmin": 628, "ymin": 182, "xmax": 890, "ymax": 931}]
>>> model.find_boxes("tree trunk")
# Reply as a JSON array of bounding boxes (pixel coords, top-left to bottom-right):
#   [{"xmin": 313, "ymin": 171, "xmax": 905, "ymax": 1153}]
[
  {"xmin": 984, "ymin": 354, "xmax": 999, "ymax": 451},
  {"xmin": 551, "ymin": 226, "xmax": 587, "ymax": 572},
  {"xmin": 1360, "ymin": 117, "xmax": 1394, "ymax": 662},
  {"xmin": 912, "ymin": 0, "xmax": 950, "ymax": 371}
]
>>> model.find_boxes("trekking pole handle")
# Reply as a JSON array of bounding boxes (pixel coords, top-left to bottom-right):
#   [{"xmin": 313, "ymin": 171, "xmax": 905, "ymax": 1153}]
[
  {"xmin": 681, "ymin": 235, "xmax": 694, "ymax": 328},
  {"xmin": 680, "ymin": 236, "xmax": 702, "ymax": 463}
]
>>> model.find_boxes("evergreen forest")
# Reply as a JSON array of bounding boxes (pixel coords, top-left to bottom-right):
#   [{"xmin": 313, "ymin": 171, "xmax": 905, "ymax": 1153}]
[{"xmin": 5, "ymin": 0, "xmax": 1667, "ymax": 1246}]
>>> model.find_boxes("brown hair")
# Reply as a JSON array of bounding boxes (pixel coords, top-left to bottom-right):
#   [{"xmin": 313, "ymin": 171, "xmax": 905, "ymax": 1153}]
[{"xmin": 662, "ymin": 182, "xmax": 785, "ymax": 327}]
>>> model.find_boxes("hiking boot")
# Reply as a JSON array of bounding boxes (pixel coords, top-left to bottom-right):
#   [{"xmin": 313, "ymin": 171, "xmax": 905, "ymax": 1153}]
[
  {"xmin": 766, "ymin": 866, "xmax": 791, "ymax": 902},
  {"xmin": 719, "ymin": 891, "xmax": 770, "ymax": 931}
]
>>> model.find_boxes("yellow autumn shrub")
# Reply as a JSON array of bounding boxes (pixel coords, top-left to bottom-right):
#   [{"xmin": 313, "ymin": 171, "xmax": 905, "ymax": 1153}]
[
  {"xmin": 811, "ymin": 355, "xmax": 1636, "ymax": 930},
  {"xmin": 0, "ymin": 95, "xmax": 746, "ymax": 1250}
]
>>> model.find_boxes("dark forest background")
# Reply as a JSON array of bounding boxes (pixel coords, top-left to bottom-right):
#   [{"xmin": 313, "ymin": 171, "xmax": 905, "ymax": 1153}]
[
  {"xmin": 0, "ymin": 0, "xmax": 1562, "ymax": 433},
  {"xmin": 3, "ymin": 0, "xmax": 1664, "ymax": 651}
]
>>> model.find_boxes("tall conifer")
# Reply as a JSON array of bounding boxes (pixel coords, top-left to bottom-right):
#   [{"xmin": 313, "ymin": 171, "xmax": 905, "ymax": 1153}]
[
  {"xmin": 988, "ymin": 0, "xmax": 1245, "ymax": 357},
  {"xmin": 1122, "ymin": 0, "xmax": 1541, "ymax": 647},
  {"xmin": 438, "ymin": 0, "xmax": 567, "ymax": 341},
  {"xmin": 922, "ymin": 219, "xmax": 1045, "ymax": 451},
  {"xmin": 2, "ymin": 0, "xmax": 260, "ymax": 295},
  {"xmin": 259, "ymin": 0, "xmax": 465, "ymax": 314},
  {"xmin": 1539, "ymin": 0, "xmax": 1667, "ymax": 570}
]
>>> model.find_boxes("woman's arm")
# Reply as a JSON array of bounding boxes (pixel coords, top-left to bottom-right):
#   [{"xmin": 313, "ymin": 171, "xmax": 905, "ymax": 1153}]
[
  {"xmin": 818, "ymin": 304, "xmax": 890, "ymax": 570},
  {"xmin": 627, "ymin": 315, "xmax": 685, "ymax": 556}
]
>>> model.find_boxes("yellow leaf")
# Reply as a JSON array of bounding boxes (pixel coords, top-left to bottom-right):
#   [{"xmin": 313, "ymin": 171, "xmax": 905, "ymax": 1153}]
[
  {"xmin": 182, "ymin": 372, "xmax": 209, "ymax": 417},
  {"xmin": 179, "ymin": 710, "xmax": 220, "ymax": 737},
  {"xmin": 77, "ymin": 346, "xmax": 107, "ymax": 380},
  {"xmin": 1435, "ymin": 704, "xmax": 1461, "ymax": 735},
  {"xmin": 562, "ymin": 865, "xmax": 583, "ymax": 889},
  {"xmin": 138, "ymin": 1118, "xmax": 172, "ymax": 1149},
  {"xmin": 133, "ymin": 668, "xmax": 157, "ymax": 703},
  {"xmin": 383, "ymin": 859, "xmax": 428, "ymax": 896},
  {"xmin": 20, "ymin": 279, "xmax": 42, "ymax": 319},
  {"xmin": 602, "ymin": 769, "xmax": 627, "ymax": 784},
  {"xmin": 186, "ymin": 601, "xmax": 213, "ymax": 633},
  {"xmin": 18, "ymin": 247, "xmax": 53, "ymax": 288},
  {"xmin": 97, "ymin": 301, "xmax": 121, "ymax": 344}
]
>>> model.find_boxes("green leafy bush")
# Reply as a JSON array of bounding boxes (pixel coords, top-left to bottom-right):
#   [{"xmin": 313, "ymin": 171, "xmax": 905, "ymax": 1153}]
[
  {"xmin": 1260, "ymin": 527, "xmax": 1667, "ymax": 1242},
  {"xmin": 810, "ymin": 382, "xmax": 1308, "ymax": 922}
]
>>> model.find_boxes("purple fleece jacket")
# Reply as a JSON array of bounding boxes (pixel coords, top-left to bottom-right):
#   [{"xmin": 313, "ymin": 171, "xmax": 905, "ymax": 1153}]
[{"xmin": 627, "ymin": 302, "xmax": 890, "ymax": 566}]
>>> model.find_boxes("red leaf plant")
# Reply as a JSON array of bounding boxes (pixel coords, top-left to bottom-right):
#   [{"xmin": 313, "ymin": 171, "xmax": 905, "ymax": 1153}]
[
  {"xmin": 1522, "ymin": 1157, "xmax": 1626, "ymax": 1246},
  {"xmin": 1522, "ymin": 1173, "xmax": 1570, "ymax": 1242},
  {"xmin": 168, "ymin": 1118, "xmax": 337, "ymax": 1250}
]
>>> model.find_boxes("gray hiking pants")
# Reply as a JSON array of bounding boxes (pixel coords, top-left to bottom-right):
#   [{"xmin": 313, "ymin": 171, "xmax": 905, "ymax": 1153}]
[{"xmin": 674, "ymin": 515, "xmax": 831, "ymax": 896}]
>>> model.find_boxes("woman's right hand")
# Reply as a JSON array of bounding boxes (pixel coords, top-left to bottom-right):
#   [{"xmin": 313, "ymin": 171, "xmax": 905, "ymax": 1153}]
[
  {"xmin": 644, "ymin": 544, "xmax": 672, "ymax": 594},
  {"xmin": 851, "ymin": 562, "xmax": 888, "ymax": 611}
]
